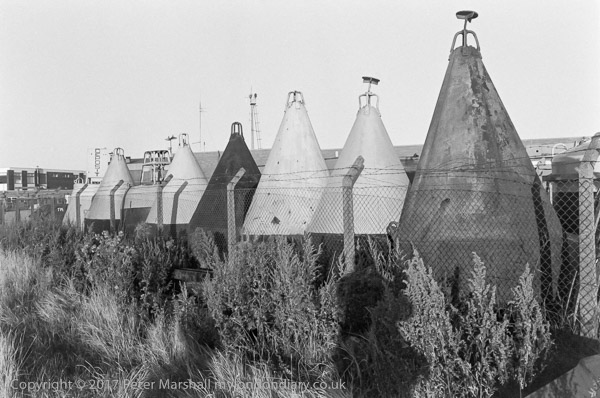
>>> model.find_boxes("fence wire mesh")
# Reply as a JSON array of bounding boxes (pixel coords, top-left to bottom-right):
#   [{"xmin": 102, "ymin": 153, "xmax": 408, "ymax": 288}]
[
  {"xmin": 194, "ymin": 173, "xmax": 599, "ymax": 338},
  {"xmin": 549, "ymin": 179, "xmax": 600, "ymax": 337},
  {"xmin": 0, "ymin": 195, "xmax": 66, "ymax": 225},
  {"xmin": 394, "ymin": 185, "xmax": 562, "ymax": 305},
  {"xmin": 5, "ymin": 165, "xmax": 599, "ymax": 339}
]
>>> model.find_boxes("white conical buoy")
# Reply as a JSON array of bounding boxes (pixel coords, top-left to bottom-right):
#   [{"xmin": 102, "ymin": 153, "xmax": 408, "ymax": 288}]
[
  {"xmin": 146, "ymin": 135, "xmax": 208, "ymax": 235},
  {"xmin": 85, "ymin": 148, "xmax": 134, "ymax": 232},
  {"xmin": 243, "ymin": 91, "xmax": 329, "ymax": 235},
  {"xmin": 308, "ymin": 78, "xmax": 409, "ymax": 235}
]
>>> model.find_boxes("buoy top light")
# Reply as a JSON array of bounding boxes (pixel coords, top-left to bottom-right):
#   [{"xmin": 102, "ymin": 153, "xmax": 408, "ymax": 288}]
[
  {"xmin": 360, "ymin": 76, "xmax": 380, "ymax": 109},
  {"xmin": 178, "ymin": 133, "xmax": 190, "ymax": 147},
  {"xmin": 231, "ymin": 121, "xmax": 244, "ymax": 137},
  {"xmin": 456, "ymin": 10, "xmax": 478, "ymax": 21},
  {"xmin": 451, "ymin": 10, "xmax": 480, "ymax": 52},
  {"xmin": 287, "ymin": 90, "xmax": 304, "ymax": 103},
  {"xmin": 362, "ymin": 76, "xmax": 379, "ymax": 85}
]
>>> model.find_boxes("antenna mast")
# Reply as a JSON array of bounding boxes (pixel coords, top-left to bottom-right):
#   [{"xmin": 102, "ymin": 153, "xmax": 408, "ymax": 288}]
[{"xmin": 249, "ymin": 91, "xmax": 262, "ymax": 150}]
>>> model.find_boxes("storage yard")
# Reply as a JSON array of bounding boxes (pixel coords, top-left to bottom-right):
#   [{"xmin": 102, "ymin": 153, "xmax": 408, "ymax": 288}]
[{"xmin": 1, "ymin": 7, "xmax": 599, "ymax": 398}]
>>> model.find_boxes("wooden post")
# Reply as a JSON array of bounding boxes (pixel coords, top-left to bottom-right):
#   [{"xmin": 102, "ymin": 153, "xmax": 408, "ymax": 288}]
[
  {"xmin": 342, "ymin": 156, "xmax": 365, "ymax": 274},
  {"xmin": 228, "ymin": 168, "xmax": 246, "ymax": 263},
  {"xmin": 578, "ymin": 132, "xmax": 600, "ymax": 338},
  {"xmin": 0, "ymin": 198, "xmax": 4, "ymax": 225}
]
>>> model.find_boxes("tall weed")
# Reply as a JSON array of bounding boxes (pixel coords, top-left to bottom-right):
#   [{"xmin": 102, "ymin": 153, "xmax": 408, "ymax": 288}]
[
  {"xmin": 74, "ymin": 231, "xmax": 138, "ymax": 303},
  {"xmin": 509, "ymin": 263, "xmax": 552, "ymax": 390},
  {"xmin": 398, "ymin": 252, "xmax": 553, "ymax": 398},
  {"xmin": 203, "ymin": 236, "xmax": 341, "ymax": 381}
]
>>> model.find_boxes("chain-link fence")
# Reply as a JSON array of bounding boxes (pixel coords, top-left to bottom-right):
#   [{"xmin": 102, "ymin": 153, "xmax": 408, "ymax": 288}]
[
  {"xmin": 223, "ymin": 166, "xmax": 598, "ymax": 339},
  {"xmin": 393, "ymin": 183, "xmax": 563, "ymax": 305},
  {"xmin": 547, "ymin": 178, "xmax": 600, "ymax": 338},
  {"xmin": 0, "ymin": 195, "xmax": 67, "ymax": 225},
  {"xmin": 52, "ymin": 158, "xmax": 600, "ymax": 340}
]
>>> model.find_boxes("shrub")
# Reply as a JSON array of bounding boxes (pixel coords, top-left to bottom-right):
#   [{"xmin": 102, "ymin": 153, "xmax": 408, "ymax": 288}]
[
  {"xmin": 136, "ymin": 238, "xmax": 177, "ymax": 321},
  {"xmin": 335, "ymin": 238, "xmax": 425, "ymax": 397},
  {"xmin": 43, "ymin": 225, "xmax": 84, "ymax": 282},
  {"xmin": 397, "ymin": 252, "xmax": 553, "ymax": 398},
  {"xmin": 190, "ymin": 228, "xmax": 221, "ymax": 268},
  {"xmin": 203, "ymin": 236, "xmax": 341, "ymax": 381},
  {"xmin": 72, "ymin": 230, "xmax": 179, "ymax": 321},
  {"xmin": 336, "ymin": 268, "xmax": 385, "ymax": 335},
  {"xmin": 74, "ymin": 231, "xmax": 138, "ymax": 304},
  {"xmin": 508, "ymin": 263, "xmax": 552, "ymax": 390}
]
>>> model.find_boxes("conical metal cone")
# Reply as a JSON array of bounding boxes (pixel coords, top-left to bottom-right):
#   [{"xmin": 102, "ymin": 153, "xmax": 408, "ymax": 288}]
[
  {"xmin": 63, "ymin": 183, "xmax": 99, "ymax": 230},
  {"xmin": 85, "ymin": 148, "xmax": 134, "ymax": 233},
  {"xmin": 243, "ymin": 91, "xmax": 329, "ymax": 236},
  {"xmin": 146, "ymin": 138, "xmax": 208, "ymax": 236},
  {"xmin": 189, "ymin": 122, "xmax": 261, "ymax": 243},
  {"xmin": 308, "ymin": 99, "xmax": 409, "ymax": 235},
  {"xmin": 395, "ymin": 35, "xmax": 562, "ymax": 303}
]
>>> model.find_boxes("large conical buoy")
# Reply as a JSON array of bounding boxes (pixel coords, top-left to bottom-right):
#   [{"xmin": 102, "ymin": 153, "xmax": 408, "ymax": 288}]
[
  {"xmin": 121, "ymin": 150, "xmax": 171, "ymax": 235},
  {"xmin": 85, "ymin": 148, "xmax": 134, "ymax": 233},
  {"xmin": 394, "ymin": 11, "xmax": 563, "ymax": 303},
  {"xmin": 63, "ymin": 178, "xmax": 99, "ymax": 230},
  {"xmin": 243, "ymin": 91, "xmax": 329, "ymax": 236},
  {"xmin": 307, "ymin": 77, "xmax": 409, "ymax": 236},
  {"xmin": 146, "ymin": 134, "xmax": 208, "ymax": 237},
  {"xmin": 189, "ymin": 122, "xmax": 261, "ymax": 249}
]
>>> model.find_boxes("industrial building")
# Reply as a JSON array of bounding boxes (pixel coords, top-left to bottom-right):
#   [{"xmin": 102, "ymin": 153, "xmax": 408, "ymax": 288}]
[{"xmin": 0, "ymin": 167, "xmax": 85, "ymax": 192}]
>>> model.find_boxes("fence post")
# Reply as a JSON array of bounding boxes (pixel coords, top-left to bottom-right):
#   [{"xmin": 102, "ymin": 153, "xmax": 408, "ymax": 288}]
[
  {"xmin": 15, "ymin": 193, "xmax": 21, "ymax": 224},
  {"xmin": 342, "ymin": 156, "xmax": 365, "ymax": 274},
  {"xmin": 0, "ymin": 198, "xmax": 4, "ymax": 225},
  {"xmin": 75, "ymin": 184, "xmax": 88, "ymax": 230},
  {"xmin": 109, "ymin": 180, "xmax": 124, "ymax": 233},
  {"xmin": 578, "ymin": 132, "xmax": 600, "ymax": 338},
  {"xmin": 228, "ymin": 168, "xmax": 246, "ymax": 263},
  {"xmin": 51, "ymin": 196, "xmax": 57, "ymax": 221},
  {"xmin": 156, "ymin": 175, "xmax": 173, "ymax": 235}
]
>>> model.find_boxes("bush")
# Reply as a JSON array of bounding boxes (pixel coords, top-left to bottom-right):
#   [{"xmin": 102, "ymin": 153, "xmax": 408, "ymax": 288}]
[
  {"xmin": 336, "ymin": 268, "xmax": 385, "ymax": 335},
  {"xmin": 135, "ymin": 237, "xmax": 177, "ymax": 321},
  {"xmin": 335, "ymin": 238, "xmax": 426, "ymax": 397},
  {"xmin": 397, "ymin": 252, "xmax": 552, "ymax": 398},
  {"xmin": 74, "ymin": 231, "xmax": 138, "ymax": 304},
  {"xmin": 203, "ymin": 236, "xmax": 341, "ymax": 381},
  {"xmin": 72, "ymin": 230, "xmax": 183, "ymax": 322}
]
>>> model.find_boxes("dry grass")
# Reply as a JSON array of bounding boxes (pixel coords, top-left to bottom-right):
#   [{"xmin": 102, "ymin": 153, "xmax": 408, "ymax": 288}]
[
  {"xmin": 0, "ymin": 247, "xmax": 349, "ymax": 398},
  {"xmin": 0, "ymin": 331, "xmax": 25, "ymax": 398}
]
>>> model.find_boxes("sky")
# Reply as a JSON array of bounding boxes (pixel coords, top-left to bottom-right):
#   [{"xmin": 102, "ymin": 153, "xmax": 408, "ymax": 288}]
[{"xmin": 0, "ymin": 0, "xmax": 598, "ymax": 171}]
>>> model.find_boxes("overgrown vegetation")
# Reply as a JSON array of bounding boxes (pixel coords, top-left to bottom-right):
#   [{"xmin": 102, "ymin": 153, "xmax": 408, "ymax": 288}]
[
  {"xmin": 203, "ymin": 236, "xmax": 340, "ymax": 382},
  {"xmin": 0, "ymin": 216, "xmax": 558, "ymax": 397},
  {"xmin": 398, "ymin": 252, "xmax": 552, "ymax": 397}
]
